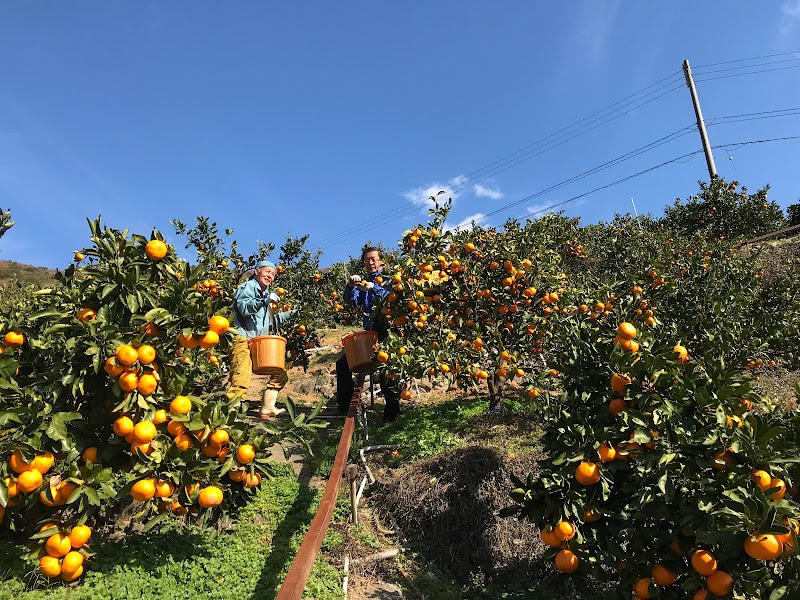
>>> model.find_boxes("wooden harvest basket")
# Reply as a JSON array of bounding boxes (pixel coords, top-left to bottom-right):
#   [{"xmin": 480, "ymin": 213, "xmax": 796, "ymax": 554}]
[
  {"xmin": 342, "ymin": 331, "xmax": 378, "ymax": 373},
  {"xmin": 249, "ymin": 335, "xmax": 287, "ymax": 375}
]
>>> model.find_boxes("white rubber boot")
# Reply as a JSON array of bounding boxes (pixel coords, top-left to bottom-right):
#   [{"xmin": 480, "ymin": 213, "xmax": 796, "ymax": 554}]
[{"xmin": 260, "ymin": 389, "xmax": 285, "ymax": 418}]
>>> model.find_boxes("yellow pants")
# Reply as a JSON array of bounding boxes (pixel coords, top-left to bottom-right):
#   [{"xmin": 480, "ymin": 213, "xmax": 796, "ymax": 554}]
[{"xmin": 226, "ymin": 335, "xmax": 289, "ymax": 400}]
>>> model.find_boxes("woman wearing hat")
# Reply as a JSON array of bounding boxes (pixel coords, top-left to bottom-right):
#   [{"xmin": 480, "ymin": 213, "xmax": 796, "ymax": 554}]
[{"xmin": 227, "ymin": 260, "xmax": 292, "ymax": 418}]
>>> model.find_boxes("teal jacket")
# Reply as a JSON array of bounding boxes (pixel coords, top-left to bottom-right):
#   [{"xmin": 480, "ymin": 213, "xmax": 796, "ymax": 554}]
[{"xmin": 232, "ymin": 277, "xmax": 292, "ymax": 338}]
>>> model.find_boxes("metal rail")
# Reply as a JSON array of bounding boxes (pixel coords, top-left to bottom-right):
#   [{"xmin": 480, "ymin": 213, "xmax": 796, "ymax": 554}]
[
  {"xmin": 739, "ymin": 223, "xmax": 800, "ymax": 246},
  {"xmin": 275, "ymin": 387, "xmax": 360, "ymax": 600}
]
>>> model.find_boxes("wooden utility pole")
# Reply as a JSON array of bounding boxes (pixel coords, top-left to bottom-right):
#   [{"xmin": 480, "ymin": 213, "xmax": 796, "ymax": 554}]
[{"xmin": 683, "ymin": 59, "xmax": 717, "ymax": 179}]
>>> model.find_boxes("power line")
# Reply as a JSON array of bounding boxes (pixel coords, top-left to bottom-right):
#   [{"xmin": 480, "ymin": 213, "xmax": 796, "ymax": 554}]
[
  {"xmin": 311, "ymin": 71, "xmax": 684, "ymax": 249},
  {"xmin": 694, "ymin": 50, "xmax": 800, "ymax": 69},
  {"xmin": 514, "ymin": 135, "xmax": 800, "ymax": 221},
  {"xmin": 458, "ymin": 73, "xmax": 684, "ymax": 183},
  {"xmin": 692, "ymin": 56, "xmax": 800, "ymax": 76},
  {"xmin": 315, "ymin": 57, "xmax": 800, "ymax": 253},
  {"xmin": 320, "ymin": 123, "xmax": 696, "ymax": 251},
  {"xmin": 694, "ymin": 63, "xmax": 800, "ymax": 83},
  {"xmin": 708, "ymin": 111, "xmax": 800, "ymax": 126},
  {"xmin": 712, "ymin": 106, "xmax": 800, "ymax": 120}
]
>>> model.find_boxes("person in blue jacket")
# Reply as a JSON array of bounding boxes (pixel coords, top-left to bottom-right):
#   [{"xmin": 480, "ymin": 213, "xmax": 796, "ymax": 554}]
[
  {"xmin": 227, "ymin": 260, "xmax": 292, "ymax": 419},
  {"xmin": 336, "ymin": 247, "xmax": 401, "ymax": 422}
]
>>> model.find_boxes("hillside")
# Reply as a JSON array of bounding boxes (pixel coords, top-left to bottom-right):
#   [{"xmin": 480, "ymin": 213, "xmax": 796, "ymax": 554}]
[{"xmin": 0, "ymin": 260, "xmax": 57, "ymax": 288}]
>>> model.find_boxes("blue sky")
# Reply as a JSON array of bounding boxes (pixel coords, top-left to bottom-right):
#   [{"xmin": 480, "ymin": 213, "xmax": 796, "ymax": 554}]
[{"xmin": 1, "ymin": 2, "xmax": 799, "ymax": 269}]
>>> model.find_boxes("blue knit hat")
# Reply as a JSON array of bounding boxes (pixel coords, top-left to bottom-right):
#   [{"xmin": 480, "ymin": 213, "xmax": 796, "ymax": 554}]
[{"xmin": 255, "ymin": 260, "xmax": 276, "ymax": 270}]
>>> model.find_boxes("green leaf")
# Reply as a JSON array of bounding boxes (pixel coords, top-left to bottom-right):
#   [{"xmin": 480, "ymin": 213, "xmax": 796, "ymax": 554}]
[
  {"xmin": 84, "ymin": 486, "xmax": 101, "ymax": 506},
  {"xmin": 28, "ymin": 308, "xmax": 65, "ymax": 320},
  {"xmin": 141, "ymin": 511, "xmax": 170, "ymax": 532},
  {"xmin": 44, "ymin": 412, "xmax": 82, "ymax": 443}
]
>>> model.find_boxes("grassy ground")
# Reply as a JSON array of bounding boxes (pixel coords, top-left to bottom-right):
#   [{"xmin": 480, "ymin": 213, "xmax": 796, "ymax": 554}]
[
  {"xmin": 318, "ymin": 393, "xmax": 614, "ymax": 600},
  {"xmin": 0, "ymin": 464, "xmax": 344, "ymax": 600}
]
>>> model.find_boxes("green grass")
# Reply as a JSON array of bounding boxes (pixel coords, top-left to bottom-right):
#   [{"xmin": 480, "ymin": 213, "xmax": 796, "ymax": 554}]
[
  {"xmin": 355, "ymin": 396, "xmax": 489, "ymax": 460},
  {"xmin": 0, "ymin": 464, "xmax": 343, "ymax": 600},
  {"xmin": 352, "ymin": 394, "xmax": 546, "ymax": 462}
]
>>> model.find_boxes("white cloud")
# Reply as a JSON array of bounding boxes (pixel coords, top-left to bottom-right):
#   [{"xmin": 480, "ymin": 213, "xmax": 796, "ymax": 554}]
[
  {"xmin": 443, "ymin": 213, "xmax": 486, "ymax": 232},
  {"xmin": 784, "ymin": 0, "xmax": 800, "ymax": 17},
  {"xmin": 403, "ymin": 183, "xmax": 457, "ymax": 210},
  {"xmin": 402, "ymin": 174, "xmax": 467, "ymax": 211},
  {"xmin": 526, "ymin": 203, "xmax": 555, "ymax": 218},
  {"xmin": 780, "ymin": 1, "xmax": 800, "ymax": 35},
  {"xmin": 474, "ymin": 184, "xmax": 503, "ymax": 200},
  {"xmin": 449, "ymin": 174, "xmax": 469, "ymax": 188},
  {"xmin": 570, "ymin": 0, "xmax": 622, "ymax": 62}
]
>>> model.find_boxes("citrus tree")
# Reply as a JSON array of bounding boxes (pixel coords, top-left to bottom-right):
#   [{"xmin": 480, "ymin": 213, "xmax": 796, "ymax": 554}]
[
  {"xmin": 373, "ymin": 198, "xmax": 573, "ymax": 407},
  {"xmin": 0, "ymin": 217, "xmax": 323, "ymax": 586},
  {"xmin": 504, "ymin": 315, "xmax": 800, "ymax": 599},
  {"xmin": 662, "ymin": 178, "xmax": 784, "ymax": 240}
]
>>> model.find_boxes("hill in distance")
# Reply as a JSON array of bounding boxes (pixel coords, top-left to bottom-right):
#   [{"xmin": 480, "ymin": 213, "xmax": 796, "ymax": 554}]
[{"xmin": 0, "ymin": 260, "xmax": 58, "ymax": 288}]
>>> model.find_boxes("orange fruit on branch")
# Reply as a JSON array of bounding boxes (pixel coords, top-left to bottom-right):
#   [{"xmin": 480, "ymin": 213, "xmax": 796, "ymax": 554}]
[
  {"xmin": 744, "ymin": 533, "xmax": 783, "ymax": 560},
  {"xmin": 170, "ymin": 395, "xmax": 192, "ymax": 414},
  {"xmin": 3, "ymin": 331, "xmax": 24, "ymax": 347},
  {"xmin": 597, "ymin": 444, "xmax": 617, "ymax": 462},
  {"xmin": 198, "ymin": 330, "xmax": 219, "ymax": 349},
  {"xmin": 115, "ymin": 344, "xmax": 138, "ymax": 366},
  {"xmin": 633, "ymin": 578, "xmax": 652, "ymax": 599},
  {"xmin": 236, "ymin": 444, "xmax": 256, "ymax": 464},
  {"xmin": 167, "ymin": 420, "xmax": 187, "ymax": 436},
  {"xmin": 144, "ymin": 239, "xmax": 168, "ymax": 260},
  {"xmin": 39, "ymin": 555, "xmax": 61, "ymax": 577},
  {"xmin": 69, "ymin": 525, "xmax": 91, "ymax": 548},
  {"xmin": 136, "ymin": 373, "xmax": 158, "ymax": 396},
  {"xmin": 76, "ymin": 308, "xmax": 96, "ymax": 321},
  {"xmin": 554, "ymin": 520, "xmax": 576, "ymax": 541},
  {"xmin": 610, "ymin": 373, "xmax": 631, "ymax": 395},
  {"xmin": 575, "ymin": 462, "xmax": 600, "ymax": 485},
  {"xmin": 114, "ymin": 415, "xmax": 134, "ymax": 437},
  {"xmin": 45, "ymin": 533, "xmax": 72, "ymax": 557},
  {"xmin": 750, "ymin": 469, "xmax": 772, "ymax": 491},
  {"xmin": 131, "ymin": 479, "xmax": 156, "ymax": 502},
  {"xmin": 61, "ymin": 550, "xmax": 84, "ymax": 575},
  {"xmin": 9, "ymin": 450, "xmax": 31, "ymax": 473},
  {"xmin": 706, "ymin": 571, "xmax": 734, "ymax": 596},
  {"xmin": 540, "ymin": 527, "xmax": 562, "ymax": 548},
  {"xmin": 119, "ymin": 371, "xmax": 139, "ymax": 392},
  {"xmin": 174, "ymin": 434, "xmax": 193, "ymax": 451},
  {"xmin": 244, "ymin": 472, "xmax": 262, "ymax": 487},
  {"xmin": 178, "ymin": 333, "xmax": 198, "ymax": 349},
  {"xmin": 651, "ymin": 564, "xmax": 677, "ymax": 586},
  {"xmin": 137, "ymin": 344, "xmax": 156, "ymax": 365},
  {"xmin": 17, "ymin": 469, "xmax": 43, "ymax": 493},
  {"xmin": 208, "ymin": 315, "xmax": 230, "ymax": 334},
  {"xmin": 673, "ymin": 344, "xmax": 689, "ymax": 364},
  {"xmin": 133, "ymin": 421, "xmax": 157, "ymax": 443},
  {"xmin": 691, "ymin": 549, "xmax": 717, "ymax": 576},
  {"xmin": 60, "ymin": 565, "xmax": 83, "ymax": 581},
  {"xmin": 198, "ymin": 486, "xmax": 224, "ymax": 508},
  {"xmin": 31, "ymin": 452, "xmax": 55, "ymax": 474},
  {"xmin": 555, "ymin": 549, "xmax": 579, "ymax": 573}
]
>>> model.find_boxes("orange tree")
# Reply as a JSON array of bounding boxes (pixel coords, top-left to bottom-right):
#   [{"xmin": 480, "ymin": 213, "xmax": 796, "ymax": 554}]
[
  {"xmin": 662, "ymin": 177, "xmax": 785, "ymax": 240},
  {"xmin": 568, "ymin": 214, "xmax": 800, "ymax": 371},
  {"xmin": 373, "ymin": 183, "xmax": 799, "ymax": 598},
  {"xmin": 0, "ymin": 217, "xmax": 322, "ymax": 585},
  {"xmin": 504, "ymin": 310, "xmax": 800, "ymax": 598},
  {"xmin": 373, "ymin": 198, "xmax": 574, "ymax": 407}
]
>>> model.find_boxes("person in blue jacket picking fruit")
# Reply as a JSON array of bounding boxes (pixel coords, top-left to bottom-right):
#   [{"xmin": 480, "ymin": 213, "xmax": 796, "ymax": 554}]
[
  {"xmin": 227, "ymin": 260, "xmax": 292, "ymax": 419},
  {"xmin": 336, "ymin": 247, "xmax": 401, "ymax": 423}
]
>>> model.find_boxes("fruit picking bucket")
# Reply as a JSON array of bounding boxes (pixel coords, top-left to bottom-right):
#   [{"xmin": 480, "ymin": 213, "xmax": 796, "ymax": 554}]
[
  {"xmin": 249, "ymin": 335, "xmax": 287, "ymax": 375},
  {"xmin": 342, "ymin": 331, "xmax": 378, "ymax": 373}
]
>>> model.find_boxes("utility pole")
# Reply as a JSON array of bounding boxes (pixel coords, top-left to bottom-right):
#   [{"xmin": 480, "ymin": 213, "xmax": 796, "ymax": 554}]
[{"xmin": 683, "ymin": 59, "xmax": 717, "ymax": 179}]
